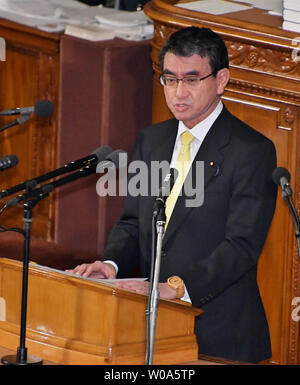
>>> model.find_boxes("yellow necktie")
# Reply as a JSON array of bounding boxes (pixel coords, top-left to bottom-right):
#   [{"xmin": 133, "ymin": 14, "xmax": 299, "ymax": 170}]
[{"xmin": 165, "ymin": 131, "xmax": 195, "ymax": 229}]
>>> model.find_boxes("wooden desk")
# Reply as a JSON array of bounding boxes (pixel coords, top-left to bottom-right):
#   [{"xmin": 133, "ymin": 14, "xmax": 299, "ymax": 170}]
[
  {"xmin": 0, "ymin": 258, "xmax": 201, "ymax": 365},
  {"xmin": 0, "ymin": 345, "xmax": 226, "ymax": 365}
]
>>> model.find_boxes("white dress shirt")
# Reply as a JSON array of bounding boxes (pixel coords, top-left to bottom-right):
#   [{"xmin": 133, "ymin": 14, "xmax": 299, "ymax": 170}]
[{"xmin": 170, "ymin": 100, "xmax": 223, "ymax": 170}]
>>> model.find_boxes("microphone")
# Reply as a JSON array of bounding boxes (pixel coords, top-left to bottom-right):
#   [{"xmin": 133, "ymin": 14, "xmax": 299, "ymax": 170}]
[
  {"xmin": 96, "ymin": 149, "xmax": 127, "ymax": 172},
  {"xmin": 153, "ymin": 168, "xmax": 178, "ymax": 215},
  {"xmin": 0, "ymin": 100, "xmax": 54, "ymax": 134},
  {"xmin": 0, "ymin": 155, "xmax": 18, "ymax": 171},
  {"xmin": 0, "ymin": 100, "xmax": 54, "ymax": 117},
  {"xmin": 0, "ymin": 145, "xmax": 112, "ymax": 199},
  {"xmin": 6, "ymin": 148, "xmax": 125, "ymax": 207},
  {"xmin": 272, "ymin": 167, "xmax": 292, "ymax": 197},
  {"xmin": 272, "ymin": 167, "xmax": 300, "ymax": 257}
]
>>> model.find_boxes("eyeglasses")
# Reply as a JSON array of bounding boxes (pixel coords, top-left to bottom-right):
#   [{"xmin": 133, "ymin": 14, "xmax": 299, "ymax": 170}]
[{"xmin": 160, "ymin": 72, "xmax": 214, "ymax": 88}]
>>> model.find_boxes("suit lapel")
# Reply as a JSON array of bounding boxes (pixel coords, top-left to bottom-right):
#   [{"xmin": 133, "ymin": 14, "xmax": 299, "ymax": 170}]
[
  {"xmin": 149, "ymin": 119, "xmax": 178, "ymax": 164},
  {"xmin": 142, "ymin": 119, "xmax": 178, "ymax": 230},
  {"xmin": 162, "ymin": 107, "xmax": 232, "ymax": 245}
]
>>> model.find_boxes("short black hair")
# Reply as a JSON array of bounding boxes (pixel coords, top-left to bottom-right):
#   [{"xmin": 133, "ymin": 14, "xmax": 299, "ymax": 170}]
[{"xmin": 159, "ymin": 27, "xmax": 229, "ymax": 75}]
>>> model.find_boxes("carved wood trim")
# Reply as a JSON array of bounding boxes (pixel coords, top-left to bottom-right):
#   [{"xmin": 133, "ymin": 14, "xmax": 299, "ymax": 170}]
[
  {"xmin": 151, "ymin": 24, "xmax": 300, "ymax": 105},
  {"xmin": 152, "ymin": 24, "xmax": 300, "ymax": 81},
  {"xmin": 289, "ymin": 110, "xmax": 300, "ymax": 363},
  {"xmin": 227, "ymin": 79, "xmax": 300, "ymax": 104}
]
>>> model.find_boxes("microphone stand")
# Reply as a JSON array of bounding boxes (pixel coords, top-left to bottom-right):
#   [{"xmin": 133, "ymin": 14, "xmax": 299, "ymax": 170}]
[
  {"xmin": 282, "ymin": 188, "xmax": 300, "ymax": 258},
  {"xmin": 0, "ymin": 160, "xmax": 112, "ymax": 364},
  {"xmin": 0, "ymin": 114, "xmax": 30, "ymax": 134},
  {"xmin": 145, "ymin": 205, "xmax": 166, "ymax": 365},
  {"xmin": 0, "ymin": 146, "xmax": 111, "ymax": 199},
  {"xmin": 0, "ymin": 160, "xmax": 106, "ymax": 364},
  {"xmin": 1, "ymin": 192, "xmax": 50, "ymax": 365}
]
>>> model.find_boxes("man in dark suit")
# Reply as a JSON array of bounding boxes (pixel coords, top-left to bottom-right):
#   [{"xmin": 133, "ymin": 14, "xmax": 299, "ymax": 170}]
[{"xmin": 67, "ymin": 27, "xmax": 277, "ymax": 363}]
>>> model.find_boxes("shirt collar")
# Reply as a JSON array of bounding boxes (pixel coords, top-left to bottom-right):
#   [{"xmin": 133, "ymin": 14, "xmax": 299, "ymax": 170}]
[{"xmin": 177, "ymin": 100, "xmax": 223, "ymax": 142}]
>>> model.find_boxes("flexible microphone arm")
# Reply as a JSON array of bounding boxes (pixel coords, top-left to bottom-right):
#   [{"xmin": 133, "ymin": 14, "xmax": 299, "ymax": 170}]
[
  {"xmin": 0, "ymin": 114, "xmax": 30, "ymax": 134},
  {"xmin": 6, "ymin": 163, "xmax": 97, "ymax": 207},
  {"xmin": 283, "ymin": 193, "xmax": 300, "ymax": 257},
  {"xmin": 37, "ymin": 148, "xmax": 125, "ymax": 196},
  {"xmin": 272, "ymin": 167, "xmax": 300, "ymax": 257},
  {"xmin": 0, "ymin": 148, "xmax": 119, "ymax": 366},
  {"xmin": 5, "ymin": 148, "xmax": 125, "ymax": 207}
]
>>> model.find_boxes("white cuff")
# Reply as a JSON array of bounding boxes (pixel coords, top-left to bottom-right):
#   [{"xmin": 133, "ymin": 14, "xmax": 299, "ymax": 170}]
[
  {"xmin": 181, "ymin": 284, "xmax": 192, "ymax": 303},
  {"xmin": 103, "ymin": 260, "xmax": 119, "ymax": 275}
]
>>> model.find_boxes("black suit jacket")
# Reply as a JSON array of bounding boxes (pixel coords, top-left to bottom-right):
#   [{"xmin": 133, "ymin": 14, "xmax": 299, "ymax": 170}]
[{"xmin": 104, "ymin": 107, "xmax": 277, "ymax": 363}]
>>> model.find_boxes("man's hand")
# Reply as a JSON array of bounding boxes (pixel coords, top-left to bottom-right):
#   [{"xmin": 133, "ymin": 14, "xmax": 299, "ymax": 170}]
[
  {"xmin": 115, "ymin": 280, "xmax": 178, "ymax": 300},
  {"xmin": 65, "ymin": 261, "xmax": 116, "ymax": 279}
]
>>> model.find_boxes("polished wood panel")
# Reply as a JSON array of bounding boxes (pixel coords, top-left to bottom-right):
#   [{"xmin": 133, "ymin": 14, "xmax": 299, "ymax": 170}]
[
  {"xmin": 0, "ymin": 258, "xmax": 201, "ymax": 365},
  {"xmin": 56, "ymin": 36, "xmax": 153, "ymax": 256},
  {"xmin": 144, "ymin": 0, "xmax": 300, "ymax": 365},
  {"xmin": 0, "ymin": 19, "xmax": 60, "ymax": 240},
  {"xmin": 0, "ymin": 20, "xmax": 153, "ymax": 260}
]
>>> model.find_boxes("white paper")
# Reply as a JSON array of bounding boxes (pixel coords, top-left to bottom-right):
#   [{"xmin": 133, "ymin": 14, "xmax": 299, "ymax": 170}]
[
  {"xmin": 64, "ymin": 23, "xmax": 116, "ymax": 41},
  {"xmin": 230, "ymin": 0, "xmax": 283, "ymax": 15},
  {"xmin": 113, "ymin": 24, "xmax": 154, "ymax": 41},
  {"xmin": 0, "ymin": 0, "xmax": 91, "ymax": 27},
  {"xmin": 0, "ymin": 0, "xmax": 153, "ymax": 40},
  {"xmin": 94, "ymin": 8, "xmax": 153, "ymax": 41},
  {"xmin": 0, "ymin": 11, "xmax": 57, "ymax": 27},
  {"xmin": 176, "ymin": 0, "xmax": 252, "ymax": 15},
  {"xmin": 282, "ymin": 20, "xmax": 300, "ymax": 32},
  {"xmin": 0, "ymin": 0, "xmax": 87, "ymax": 18},
  {"xmin": 95, "ymin": 9, "xmax": 150, "ymax": 28},
  {"xmin": 283, "ymin": 9, "xmax": 300, "ymax": 22}
]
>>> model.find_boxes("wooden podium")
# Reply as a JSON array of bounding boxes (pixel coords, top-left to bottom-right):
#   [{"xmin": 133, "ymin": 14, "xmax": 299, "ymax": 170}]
[{"xmin": 0, "ymin": 258, "xmax": 201, "ymax": 365}]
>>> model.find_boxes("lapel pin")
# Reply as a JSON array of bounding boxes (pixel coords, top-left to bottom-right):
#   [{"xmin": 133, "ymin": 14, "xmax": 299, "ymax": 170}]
[{"xmin": 209, "ymin": 161, "xmax": 220, "ymax": 176}]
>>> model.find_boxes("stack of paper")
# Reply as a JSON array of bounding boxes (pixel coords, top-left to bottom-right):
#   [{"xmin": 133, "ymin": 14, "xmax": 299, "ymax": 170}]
[
  {"xmin": 176, "ymin": 0, "xmax": 252, "ymax": 15},
  {"xmin": 65, "ymin": 8, "xmax": 153, "ymax": 41},
  {"xmin": 230, "ymin": 0, "xmax": 282, "ymax": 16},
  {"xmin": 282, "ymin": 0, "xmax": 300, "ymax": 32},
  {"xmin": 64, "ymin": 24, "xmax": 116, "ymax": 41},
  {"xmin": 0, "ymin": 0, "xmax": 89, "ymax": 29},
  {"xmin": 0, "ymin": 0, "xmax": 154, "ymax": 41},
  {"xmin": 94, "ymin": 8, "xmax": 153, "ymax": 41}
]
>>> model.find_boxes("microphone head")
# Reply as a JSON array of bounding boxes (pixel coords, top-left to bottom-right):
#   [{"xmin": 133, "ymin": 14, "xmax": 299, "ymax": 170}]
[
  {"xmin": 105, "ymin": 149, "xmax": 127, "ymax": 168},
  {"xmin": 92, "ymin": 145, "xmax": 113, "ymax": 161},
  {"xmin": 167, "ymin": 167, "xmax": 178, "ymax": 185},
  {"xmin": 153, "ymin": 168, "xmax": 178, "ymax": 214},
  {"xmin": 159, "ymin": 168, "xmax": 178, "ymax": 197},
  {"xmin": 34, "ymin": 100, "xmax": 54, "ymax": 117},
  {"xmin": 0, "ymin": 154, "xmax": 18, "ymax": 171},
  {"xmin": 96, "ymin": 149, "xmax": 127, "ymax": 173},
  {"xmin": 272, "ymin": 167, "xmax": 290, "ymax": 186}
]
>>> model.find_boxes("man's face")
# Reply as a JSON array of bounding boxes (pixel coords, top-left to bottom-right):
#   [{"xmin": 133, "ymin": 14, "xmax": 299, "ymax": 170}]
[{"xmin": 162, "ymin": 52, "xmax": 229, "ymax": 129}]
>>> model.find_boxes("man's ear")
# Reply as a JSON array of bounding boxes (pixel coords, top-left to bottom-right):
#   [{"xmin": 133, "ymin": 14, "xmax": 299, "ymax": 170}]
[{"xmin": 216, "ymin": 68, "xmax": 230, "ymax": 95}]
